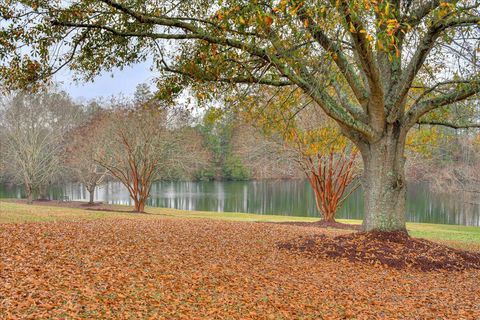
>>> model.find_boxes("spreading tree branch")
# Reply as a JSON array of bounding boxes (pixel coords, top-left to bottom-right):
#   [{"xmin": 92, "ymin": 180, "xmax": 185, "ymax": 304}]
[
  {"xmin": 406, "ymin": 81, "xmax": 480, "ymax": 128},
  {"xmin": 160, "ymin": 58, "xmax": 293, "ymax": 87},
  {"xmin": 403, "ymin": 0, "xmax": 453, "ymax": 27},
  {"xmin": 417, "ymin": 120, "xmax": 480, "ymax": 129},
  {"xmin": 298, "ymin": 8, "xmax": 369, "ymax": 107},
  {"xmin": 391, "ymin": 15, "xmax": 480, "ymax": 112}
]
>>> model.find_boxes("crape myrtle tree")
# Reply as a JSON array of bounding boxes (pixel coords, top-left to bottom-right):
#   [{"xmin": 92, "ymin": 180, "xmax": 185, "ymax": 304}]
[
  {"xmin": 240, "ymin": 89, "xmax": 360, "ymax": 222},
  {"xmin": 93, "ymin": 109, "xmax": 167, "ymax": 212},
  {"xmin": 94, "ymin": 105, "xmax": 175, "ymax": 213},
  {"xmin": 91, "ymin": 97, "xmax": 210, "ymax": 213},
  {"xmin": 1, "ymin": 1, "xmax": 479, "ymax": 231}
]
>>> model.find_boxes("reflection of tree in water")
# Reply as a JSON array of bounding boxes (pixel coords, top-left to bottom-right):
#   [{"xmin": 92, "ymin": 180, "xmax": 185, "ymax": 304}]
[{"xmin": 409, "ymin": 185, "xmax": 480, "ymax": 226}]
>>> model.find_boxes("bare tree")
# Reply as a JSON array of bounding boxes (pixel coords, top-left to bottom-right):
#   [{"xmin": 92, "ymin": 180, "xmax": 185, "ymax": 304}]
[
  {"xmin": 0, "ymin": 90, "xmax": 79, "ymax": 203},
  {"xmin": 290, "ymin": 109, "xmax": 361, "ymax": 222},
  {"xmin": 65, "ymin": 112, "xmax": 108, "ymax": 204},
  {"xmin": 230, "ymin": 123, "xmax": 301, "ymax": 179},
  {"xmin": 232, "ymin": 119, "xmax": 359, "ymax": 222},
  {"xmin": 94, "ymin": 101, "xmax": 209, "ymax": 212}
]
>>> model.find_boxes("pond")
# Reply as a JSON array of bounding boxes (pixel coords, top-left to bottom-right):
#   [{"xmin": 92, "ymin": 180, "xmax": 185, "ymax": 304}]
[{"xmin": 1, "ymin": 180, "xmax": 480, "ymax": 226}]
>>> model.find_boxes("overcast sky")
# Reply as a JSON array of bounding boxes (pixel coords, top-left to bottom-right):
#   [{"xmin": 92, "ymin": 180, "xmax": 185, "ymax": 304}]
[{"xmin": 54, "ymin": 62, "xmax": 153, "ymax": 101}]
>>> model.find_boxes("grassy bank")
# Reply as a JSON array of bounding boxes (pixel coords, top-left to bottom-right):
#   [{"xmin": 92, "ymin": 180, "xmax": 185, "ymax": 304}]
[{"xmin": 1, "ymin": 200, "xmax": 479, "ymax": 249}]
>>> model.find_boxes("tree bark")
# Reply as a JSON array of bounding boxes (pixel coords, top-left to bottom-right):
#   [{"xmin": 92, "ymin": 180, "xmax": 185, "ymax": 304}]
[
  {"xmin": 87, "ymin": 185, "xmax": 95, "ymax": 205},
  {"xmin": 128, "ymin": 182, "xmax": 150, "ymax": 213},
  {"xmin": 310, "ymin": 181, "xmax": 336, "ymax": 223},
  {"xmin": 323, "ymin": 214, "xmax": 336, "ymax": 223},
  {"xmin": 356, "ymin": 123, "xmax": 408, "ymax": 232},
  {"xmin": 25, "ymin": 185, "xmax": 33, "ymax": 204},
  {"xmin": 23, "ymin": 175, "xmax": 34, "ymax": 204},
  {"xmin": 133, "ymin": 198, "xmax": 146, "ymax": 213}
]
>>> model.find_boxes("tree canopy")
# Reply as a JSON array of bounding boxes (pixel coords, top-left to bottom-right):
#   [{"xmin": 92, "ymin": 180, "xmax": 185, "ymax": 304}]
[{"xmin": 0, "ymin": 1, "xmax": 477, "ymax": 130}]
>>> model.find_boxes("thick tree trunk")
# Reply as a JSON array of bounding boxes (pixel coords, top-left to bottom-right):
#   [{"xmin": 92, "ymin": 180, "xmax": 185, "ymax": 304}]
[
  {"xmin": 357, "ymin": 124, "xmax": 407, "ymax": 232},
  {"xmin": 25, "ymin": 185, "xmax": 33, "ymax": 204},
  {"xmin": 87, "ymin": 186, "xmax": 95, "ymax": 205}
]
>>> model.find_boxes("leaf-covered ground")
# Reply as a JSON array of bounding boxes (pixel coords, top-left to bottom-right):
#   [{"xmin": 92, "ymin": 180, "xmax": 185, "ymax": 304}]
[
  {"xmin": 279, "ymin": 230, "xmax": 480, "ymax": 271},
  {"xmin": 1, "ymin": 218, "xmax": 480, "ymax": 319}
]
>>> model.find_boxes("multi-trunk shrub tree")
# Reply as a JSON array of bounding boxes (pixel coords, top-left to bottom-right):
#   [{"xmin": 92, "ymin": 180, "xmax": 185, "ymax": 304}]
[
  {"xmin": 240, "ymin": 89, "xmax": 360, "ymax": 222},
  {"xmin": 90, "ymin": 105, "xmax": 208, "ymax": 212}
]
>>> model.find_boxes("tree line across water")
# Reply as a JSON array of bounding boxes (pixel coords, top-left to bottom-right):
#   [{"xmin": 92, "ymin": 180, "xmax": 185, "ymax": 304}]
[
  {"xmin": 0, "ymin": 86, "xmax": 247, "ymax": 208},
  {"xmin": 1, "ymin": 84, "xmax": 480, "ymax": 218},
  {"xmin": 0, "ymin": 85, "xmax": 298, "ymax": 211}
]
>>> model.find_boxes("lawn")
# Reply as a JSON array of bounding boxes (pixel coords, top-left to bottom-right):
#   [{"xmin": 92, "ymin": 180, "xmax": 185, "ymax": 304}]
[
  {"xmin": 1, "ymin": 200, "xmax": 480, "ymax": 318},
  {"xmin": 1, "ymin": 200, "xmax": 479, "ymax": 249}
]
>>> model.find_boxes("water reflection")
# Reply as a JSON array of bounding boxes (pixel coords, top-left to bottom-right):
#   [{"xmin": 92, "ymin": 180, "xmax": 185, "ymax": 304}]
[{"xmin": 1, "ymin": 180, "xmax": 479, "ymax": 226}]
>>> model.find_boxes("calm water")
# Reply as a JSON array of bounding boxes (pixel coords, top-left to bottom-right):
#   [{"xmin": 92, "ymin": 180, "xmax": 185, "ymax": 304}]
[{"xmin": 1, "ymin": 180, "xmax": 480, "ymax": 226}]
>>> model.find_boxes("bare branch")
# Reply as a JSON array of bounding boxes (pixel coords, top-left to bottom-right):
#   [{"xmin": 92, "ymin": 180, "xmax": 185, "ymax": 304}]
[
  {"xmin": 406, "ymin": 81, "xmax": 480, "ymax": 128},
  {"xmin": 417, "ymin": 120, "xmax": 480, "ymax": 129},
  {"xmin": 391, "ymin": 15, "xmax": 480, "ymax": 113},
  {"xmin": 160, "ymin": 59, "xmax": 293, "ymax": 87}
]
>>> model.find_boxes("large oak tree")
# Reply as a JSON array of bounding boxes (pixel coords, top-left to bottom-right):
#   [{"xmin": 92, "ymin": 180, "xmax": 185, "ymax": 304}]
[{"xmin": 1, "ymin": 0, "xmax": 479, "ymax": 231}]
